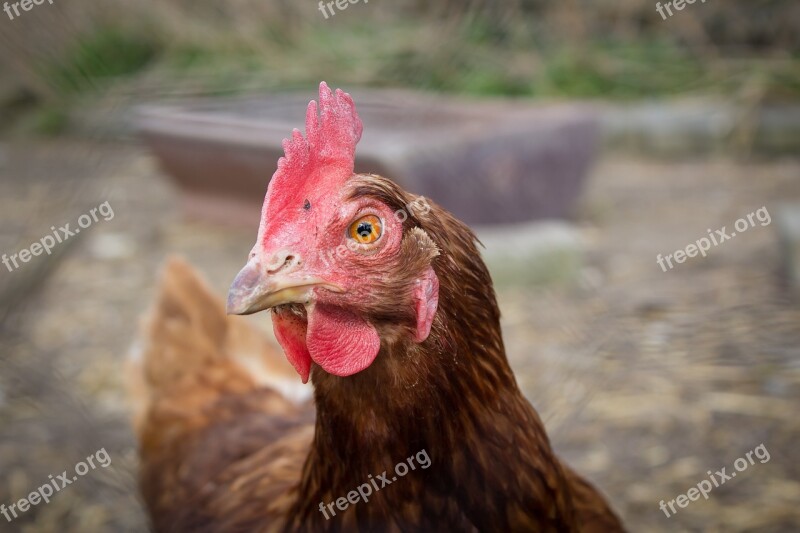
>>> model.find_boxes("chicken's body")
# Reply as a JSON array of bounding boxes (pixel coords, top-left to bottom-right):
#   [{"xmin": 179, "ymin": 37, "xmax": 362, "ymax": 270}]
[{"xmin": 131, "ymin": 84, "xmax": 624, "ymax": 532}]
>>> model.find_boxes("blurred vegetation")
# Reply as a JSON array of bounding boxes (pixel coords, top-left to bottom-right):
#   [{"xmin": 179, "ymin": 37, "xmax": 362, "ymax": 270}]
[
  {"xmin": 0, "ymin": 0, "xmax": 797, "ymax": 134},
  {"xmin": 46, "ymin": 28, "xmax": 161, "ymax": 95}
]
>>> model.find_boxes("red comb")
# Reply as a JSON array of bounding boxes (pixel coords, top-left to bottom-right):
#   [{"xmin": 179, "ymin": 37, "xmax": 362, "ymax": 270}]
[{"xmin": 266, "ymin": 82, "xmax": 362, "ymax": 206}]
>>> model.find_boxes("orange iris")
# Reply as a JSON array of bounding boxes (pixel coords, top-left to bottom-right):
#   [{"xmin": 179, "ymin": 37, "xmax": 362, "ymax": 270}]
[{"xmin": 348, "ymin": 215, "xmax": 382, "ymax": 244}]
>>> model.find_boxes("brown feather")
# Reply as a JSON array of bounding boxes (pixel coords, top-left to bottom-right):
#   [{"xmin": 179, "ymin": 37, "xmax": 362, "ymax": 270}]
[{"xmin": 132, "ymin": 177, "xmax": 624, "ymax": 532}]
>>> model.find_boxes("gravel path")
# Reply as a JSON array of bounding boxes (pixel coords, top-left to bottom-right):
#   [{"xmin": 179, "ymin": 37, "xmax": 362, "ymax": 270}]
[{"xmin": 0, "ymin": 140, "xmax": 798, "ymax": 532}]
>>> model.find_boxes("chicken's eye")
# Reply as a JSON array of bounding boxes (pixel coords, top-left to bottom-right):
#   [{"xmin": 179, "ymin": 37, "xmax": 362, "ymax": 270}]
[{"xmin": 348, "ymin": 215, "xmax": 382, "ymax": 244}]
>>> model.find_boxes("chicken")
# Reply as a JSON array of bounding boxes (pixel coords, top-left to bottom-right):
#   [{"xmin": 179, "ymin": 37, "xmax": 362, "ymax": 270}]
[{"xmin": 130, "ymin": 82, "xmax": 625, "ymax": 532}]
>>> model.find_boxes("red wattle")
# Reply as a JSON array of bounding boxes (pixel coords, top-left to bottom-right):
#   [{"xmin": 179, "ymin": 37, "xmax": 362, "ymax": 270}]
[
  {"xmin": 272, "ymin": 311, "xmax": 312, "ymax": 384},
  {"xmin": 307, "ymin": 304, "xmax": 380, "ymax": 378}
]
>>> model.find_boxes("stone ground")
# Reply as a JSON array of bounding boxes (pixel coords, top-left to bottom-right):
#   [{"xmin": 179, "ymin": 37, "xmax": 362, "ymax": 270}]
[{"xmin": 0, "ymin": 140, "xmax": 798, "ymax": 532}]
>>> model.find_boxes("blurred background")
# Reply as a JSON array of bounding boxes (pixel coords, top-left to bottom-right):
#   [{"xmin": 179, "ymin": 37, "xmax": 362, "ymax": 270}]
[{"xmin": 0, "ymin": 0, "xmax": 799, "ymax": 531}]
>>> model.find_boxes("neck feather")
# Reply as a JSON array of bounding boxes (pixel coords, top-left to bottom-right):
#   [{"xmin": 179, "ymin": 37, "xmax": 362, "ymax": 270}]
[{"xmin": 304, "ymin": 204, "xmax": 525, "ymax": 485}]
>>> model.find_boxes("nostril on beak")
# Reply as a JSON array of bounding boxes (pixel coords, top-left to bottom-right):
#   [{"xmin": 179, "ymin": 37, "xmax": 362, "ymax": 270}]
[{"xmin": 265, "ymin": 250, "xmax": 301, "ymax": 275}]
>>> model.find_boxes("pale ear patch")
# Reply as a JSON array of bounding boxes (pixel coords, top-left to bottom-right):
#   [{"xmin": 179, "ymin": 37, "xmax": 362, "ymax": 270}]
[
  {"xmin": 413, "ymin": 266, "xmax": 439, "ymax": 343},
  {"xmin": 401, "ymin": 227, "xmax": 440, "ymax": 343}
]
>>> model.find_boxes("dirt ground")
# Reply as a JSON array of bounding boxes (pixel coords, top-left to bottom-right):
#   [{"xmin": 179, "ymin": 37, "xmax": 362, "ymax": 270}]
[{"xmin": 0, "ymin": 140, "xmax": 798, "ymax": 532}]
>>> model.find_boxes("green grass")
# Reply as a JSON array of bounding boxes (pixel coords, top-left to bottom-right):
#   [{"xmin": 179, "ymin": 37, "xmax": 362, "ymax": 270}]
[
  {"xmin": 30, "ymin": 105, "xmax": 70, "ymax": 136},
  {"xmin": 40, "ymin": 16, "xmax": 796, "ymax": 102},
  {"xmin": 45, "ymin": 27, "xmax": 161, "ymax": 94}
]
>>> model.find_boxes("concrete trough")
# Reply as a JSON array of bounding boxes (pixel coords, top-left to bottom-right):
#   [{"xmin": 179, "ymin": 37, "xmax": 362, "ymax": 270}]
[{"xmin": 136, "ymin": 88, "xmax": 598, "ymax": 228}]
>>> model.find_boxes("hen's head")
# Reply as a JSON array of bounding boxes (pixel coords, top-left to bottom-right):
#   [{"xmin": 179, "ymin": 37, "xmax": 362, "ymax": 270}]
[{"xmin": 228, "ymin": 83, "xmax": 440, "ymax": 384}]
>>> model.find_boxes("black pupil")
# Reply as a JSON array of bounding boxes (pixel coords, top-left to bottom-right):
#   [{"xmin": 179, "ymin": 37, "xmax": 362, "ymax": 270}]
[{"xmin": 357, "ymin": 222, "xmax": 373, "ymax": 238}]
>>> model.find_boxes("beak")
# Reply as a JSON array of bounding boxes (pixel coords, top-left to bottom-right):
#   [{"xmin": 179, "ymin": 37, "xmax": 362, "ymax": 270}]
[{"xmin": 226, "ymin": 258, "xmax": 342, "ymax": 315}]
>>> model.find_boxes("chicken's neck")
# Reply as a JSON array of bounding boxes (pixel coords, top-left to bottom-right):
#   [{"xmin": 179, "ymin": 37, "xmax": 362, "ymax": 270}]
[
  {"xmin": 299, "ymin": 217, "xmax": 550, "ymax": 523},
  {"xmin": 310, "ymin": 279, "xmax": 520, "ymax": 453}
]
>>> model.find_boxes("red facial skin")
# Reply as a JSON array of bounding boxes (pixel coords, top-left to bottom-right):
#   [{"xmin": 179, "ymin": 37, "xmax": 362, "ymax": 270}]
[
  {"xmin": 235, "ymin": 83, "xmax": 438, "ymax": 383},
  {"xmin": 259, "ymin": 178, "xmax": 406, "ymax": 306},
  {"xmin": 255, "ymin": 180, "xmax": 408, "ymax": 383}
]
